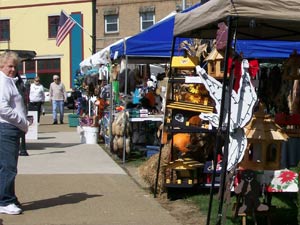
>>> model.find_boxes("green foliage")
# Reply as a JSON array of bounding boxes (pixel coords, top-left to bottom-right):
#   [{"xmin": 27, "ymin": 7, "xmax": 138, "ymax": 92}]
[
  {"xmin": 187, "ymin": 191, "xmax": 298, "ymax": 225},
  {"xmin": 74, "ymin": 72, "xmax": 85, "ymax": 92}
]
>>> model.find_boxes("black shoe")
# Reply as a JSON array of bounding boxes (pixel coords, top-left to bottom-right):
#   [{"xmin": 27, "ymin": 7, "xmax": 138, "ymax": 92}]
[
  {"xmin": 15, "ymin": 200, "xmax": 22, "ymax": 207},
  {"xmin": 19, "ymin": 151, "xmax": 29, "ymax": 156},
  {"xmin": 60, "ymin": 120, "xmax": 64, "ymax": 124},
  {"xmin": 53, "ymin": 120, "xmax": 58, "ymax": 124}
]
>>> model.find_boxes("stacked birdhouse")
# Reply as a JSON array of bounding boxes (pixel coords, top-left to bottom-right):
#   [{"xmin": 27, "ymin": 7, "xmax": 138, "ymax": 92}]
[{"xmin": 239, "ymin": 104, "xmax": 289, "ymax": 170}]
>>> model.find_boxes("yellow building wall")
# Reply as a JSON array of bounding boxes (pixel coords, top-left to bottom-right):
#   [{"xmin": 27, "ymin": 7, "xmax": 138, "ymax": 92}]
[{"xmin": 0, "ymin": 0, "xmax": 93, "ymax": 90}]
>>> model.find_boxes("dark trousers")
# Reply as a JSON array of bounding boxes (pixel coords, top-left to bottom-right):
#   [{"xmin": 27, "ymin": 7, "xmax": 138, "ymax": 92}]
[
  {"xmin": 0, "ymin": 123, "xmax": 21, "ymax": 206},
  {"xmin": 29, "ymin": 102, "xmax": 43, "ymax": 123}
]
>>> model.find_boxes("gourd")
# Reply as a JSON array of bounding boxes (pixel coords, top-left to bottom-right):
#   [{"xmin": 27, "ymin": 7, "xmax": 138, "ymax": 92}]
[{"xmin": 173, "ymin": 133, "xmax": 191, "ymax": 152}]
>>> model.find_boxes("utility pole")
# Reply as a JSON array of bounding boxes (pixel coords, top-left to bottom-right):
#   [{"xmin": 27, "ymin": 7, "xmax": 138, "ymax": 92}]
[
  {"xmin": 182, "ymin": 0, "xmax": 186, "ymax": 10},
  {"xmin": 92, "ymin": 0, "xmax": 97, "ymax": 53}
]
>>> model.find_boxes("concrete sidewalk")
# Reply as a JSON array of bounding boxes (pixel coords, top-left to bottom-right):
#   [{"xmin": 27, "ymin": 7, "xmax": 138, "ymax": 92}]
[{"xmin": 0, "ymin": 114, "xmax": 181, "ymax": 225}]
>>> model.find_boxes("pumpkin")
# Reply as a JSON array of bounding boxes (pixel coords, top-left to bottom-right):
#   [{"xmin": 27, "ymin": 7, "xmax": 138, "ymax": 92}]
[
  {"xmin": 173, "ymin": 133, "xmax": 191, "ymax": 152},
  {"xmin": 188, "ymin": 115, "xmax": 202, "ymax": 126}
]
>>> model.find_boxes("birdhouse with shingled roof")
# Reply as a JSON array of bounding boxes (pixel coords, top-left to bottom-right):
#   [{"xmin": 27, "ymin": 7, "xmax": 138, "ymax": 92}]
[
  {"xmin": 239, "ymin": 104, "xmax": 289, "ymax": 171},
  {"xmin": 204, "ymin": 48, "xmax": 225, "ymax": 78}
]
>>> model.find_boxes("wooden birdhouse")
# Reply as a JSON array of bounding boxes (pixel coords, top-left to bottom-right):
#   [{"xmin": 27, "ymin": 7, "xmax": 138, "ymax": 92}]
[
  {"xmin": 283, "ymin": 50, "xmax": 300, "ymax": 80},
  {"xmin": 164, "ymin": 158, "xmax": 204, "ymax": 186},
  {"xmin": 171, "ymin": 55, "xmax": 199, "ymax": 69},
  {"xmin": 204, "ymin": 48, "xmax": 224, "ymax": 78},
  {"xmin": 239, "ymin": 104, "xmax": 289, "ymax": 171}
]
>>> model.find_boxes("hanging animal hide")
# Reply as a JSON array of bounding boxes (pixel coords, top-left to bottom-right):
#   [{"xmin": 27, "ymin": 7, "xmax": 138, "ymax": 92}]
[{"xmin": 216, "ymin": 22, "xmax": 228, "ymax": 52}]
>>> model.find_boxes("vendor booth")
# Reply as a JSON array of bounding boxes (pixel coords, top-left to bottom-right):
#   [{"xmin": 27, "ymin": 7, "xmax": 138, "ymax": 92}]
[
  {"xmin": 171, "ymin": 0, "xmax": 300, "ymax": 224},
  {"xmin": 105, "ymin": 3, "xmax": 205, "ymax": 162}
]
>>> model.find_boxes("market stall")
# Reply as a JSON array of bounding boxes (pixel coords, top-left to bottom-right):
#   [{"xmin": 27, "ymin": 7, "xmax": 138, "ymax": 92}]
[
  {"xmin": 105, "ymin": 3, "xmax": 205, "ymax": 162},
  {"xmin": 172, "ymin": 0, "xmax": 300, "ymax": 224}
]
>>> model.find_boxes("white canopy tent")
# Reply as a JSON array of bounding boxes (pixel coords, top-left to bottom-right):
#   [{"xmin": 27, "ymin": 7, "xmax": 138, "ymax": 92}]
[{"xmin": 79, "ymin": 38, "xmax": 130, "ymax": 73}]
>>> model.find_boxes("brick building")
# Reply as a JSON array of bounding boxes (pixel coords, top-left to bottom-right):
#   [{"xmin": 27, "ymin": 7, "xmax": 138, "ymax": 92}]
[{"xmin": 95, "ymin": 0, "xmax": 200, "ymax": 52}]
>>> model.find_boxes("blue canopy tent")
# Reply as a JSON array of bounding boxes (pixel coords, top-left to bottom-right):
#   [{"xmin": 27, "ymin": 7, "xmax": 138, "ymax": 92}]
[
  {"xmin": 235, "ymin": 40, "xmax": 300, "ymax": 59},
  {"xmin": 109, "ymin": 1, "xmax": 300, "ymax": 64},
  {"xmin": 110, "ymin": 3, "xmax": 201, "ymax": 63}
]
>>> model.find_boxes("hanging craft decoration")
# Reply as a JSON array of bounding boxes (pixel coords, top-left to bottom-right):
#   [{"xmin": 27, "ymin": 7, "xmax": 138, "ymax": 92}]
[{"xmin": 195, "ymin": 59, "xmax": 257, "ymax": 171}]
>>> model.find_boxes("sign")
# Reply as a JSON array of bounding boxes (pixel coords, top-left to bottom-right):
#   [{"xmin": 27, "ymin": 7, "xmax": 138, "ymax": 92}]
[
  {"xmin": 171, "ymin": 56, "xmax": 199, "ymax": 68},
  {"xmin": 26, "ymin": 111, "xmax": 38, "ymax": 140}
]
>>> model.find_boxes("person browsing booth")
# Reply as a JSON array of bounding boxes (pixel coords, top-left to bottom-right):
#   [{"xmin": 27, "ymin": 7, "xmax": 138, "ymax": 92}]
[{"xmin": 49, "ymin": 75, "xmax": 67, "ymax": 124}]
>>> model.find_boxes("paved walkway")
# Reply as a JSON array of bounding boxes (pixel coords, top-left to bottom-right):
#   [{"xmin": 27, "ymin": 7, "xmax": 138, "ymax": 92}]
[{"xmin": 0, "ymin": 114, "xmax": 181, "ymax": 225}]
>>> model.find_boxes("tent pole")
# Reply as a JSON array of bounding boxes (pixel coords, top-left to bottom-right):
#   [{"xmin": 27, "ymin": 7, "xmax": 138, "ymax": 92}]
[
  {"xmin": 216, "ymin": 16, "xmax": 235, "ymax": 225},
  {"xmin": 154, "ymin": 36, "xmax": 177, "ymax": 198},
  {"xmin": 206, "ymin": 16, "xmax": 234, "ymax": 225},
  {"xmin": 122, "ymin": 55, "xmax": 128, "ymax": 164},
  {"xmin": 109, "ymin": 64, "xmax": 113, "ymax": 155}
]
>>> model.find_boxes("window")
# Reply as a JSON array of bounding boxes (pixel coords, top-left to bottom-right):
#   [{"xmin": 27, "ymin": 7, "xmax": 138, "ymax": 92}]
[
  {"xmin": 140, "ymin": 12, "xmax": 155, "ymax": 31},
  {"xmin": 0, "ymin": 19, "xmax": 10, "ymax": 41},
  {"xmin": 24, "ymin": 60, "xmax": 35, "ymax": 73},
  {"xmin": 48, "ymin": 16, "xmax": 60, "ymax": 38},
  {"xmin": 105, "ymin": 15, "xmax": 119, "ymax": 33},
  {"xmin": 104, "ymin": 7, "xmax": 119, "ymax": 34},
  {"xmin": 37, "ymin": 59, "xmax": 60, "ymax": 73}
]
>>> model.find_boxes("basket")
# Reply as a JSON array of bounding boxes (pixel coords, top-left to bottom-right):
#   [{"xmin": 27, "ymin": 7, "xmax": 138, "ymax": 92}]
[{"xmin": 68, "ymin": 114, "xmax": 79, "ymax": 127}]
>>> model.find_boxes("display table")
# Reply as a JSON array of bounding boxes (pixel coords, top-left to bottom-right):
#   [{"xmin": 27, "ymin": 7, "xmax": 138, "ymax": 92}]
[
  {"xmin": 232, "ymin": 168, "xmax": 298, "ymax": 220},
  {"xmin": 259, "ymin": 169, "xmax": 299, "ymax": 192},
  {"xmin": 129, "ymin": 114, "xmax": 164, "ymax": 122},
  {"xmin": 123, "ymin": 115, "xmax": 164, "ymax": 162},
  {"xmin": 235, "ymin": 169, "xmax": 299, "ymax": 193}
]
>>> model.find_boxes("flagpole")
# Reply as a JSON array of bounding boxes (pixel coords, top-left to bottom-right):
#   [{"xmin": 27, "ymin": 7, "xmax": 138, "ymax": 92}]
[{"xmin": 62, "ymin": 10, "xmax": 93, "ymax": 39}]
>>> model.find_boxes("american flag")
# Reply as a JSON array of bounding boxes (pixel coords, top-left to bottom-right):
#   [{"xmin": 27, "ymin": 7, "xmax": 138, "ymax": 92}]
[{"xmin": 56, "ymin": 11, "xmax": 76, "ymax": 47}]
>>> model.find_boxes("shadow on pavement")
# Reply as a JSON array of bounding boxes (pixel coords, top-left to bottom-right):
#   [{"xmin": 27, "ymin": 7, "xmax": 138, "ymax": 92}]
[
  {"xmin": 35, "ymin": 136, "xmax": 56, "ymax": 140},
  {"xmin": 26, "ymin": 142, "xmax": 80, "ymax": 150},
  {"xmin": 26, "ymin": 150, "xmax": 66, "ymax": 156},
  {"xmin": 21, "ymin": 192, "xmax": 103, "ymax": 211}
]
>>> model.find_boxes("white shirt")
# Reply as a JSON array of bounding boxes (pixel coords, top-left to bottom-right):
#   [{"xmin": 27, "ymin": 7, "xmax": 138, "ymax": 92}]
[
  {"xmin": 29, "ymin": 83, "xmax": 45, "ymax": 102},
  {"xmin": 0, "ymin": 71, "xmax": 29, "ymax": 132}
]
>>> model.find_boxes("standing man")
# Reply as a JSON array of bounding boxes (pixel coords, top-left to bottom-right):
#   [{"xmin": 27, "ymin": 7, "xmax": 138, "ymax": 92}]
[
  {"xmin": 29, "ymin": 76, "xmax": 45, "ymax": 123},
  {"xmin": 16, "ymin": 73, "xmax": 30, "ymax": 156},
  {"xmin": 49, "ymin": 74, "xmax": 66, "ymax": 124},
  {"xmin": 0, "ymin": 51, "xmax": 29, "ymax": 215}
]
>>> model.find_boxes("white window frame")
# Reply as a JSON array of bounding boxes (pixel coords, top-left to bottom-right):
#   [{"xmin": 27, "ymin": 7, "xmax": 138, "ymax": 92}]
[
  {"xmin": 140, "ymin": 12, "xmax": 155, "ymax": 31},
  {"xmin": 105, "ymin": 15, "xmax": 119, "ymax": 34}
]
